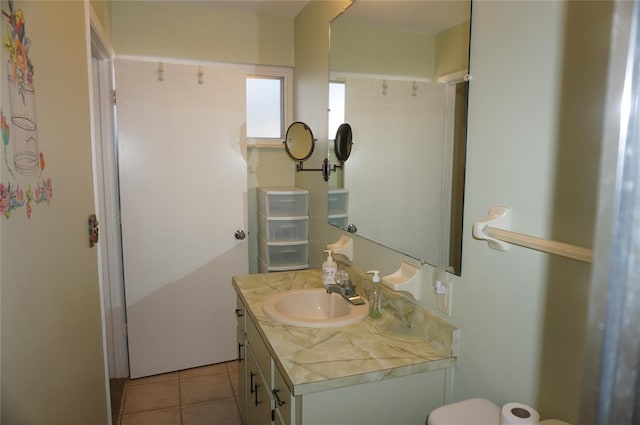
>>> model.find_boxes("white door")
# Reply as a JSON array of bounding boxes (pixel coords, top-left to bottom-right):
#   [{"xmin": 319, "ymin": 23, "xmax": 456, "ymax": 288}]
[
  {"xmin": 91, "ymin": 55, "xmax": 129, "ymax": 379},
  {"xmin": 115, "ymin": 58, "xmax": 248, "ymax": 378}
]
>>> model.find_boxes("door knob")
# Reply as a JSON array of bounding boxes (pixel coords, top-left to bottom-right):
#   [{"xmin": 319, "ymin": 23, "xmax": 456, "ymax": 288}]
[{"xmin": 234, "ymin": 230, "xmax": 246, "ymax": 240}]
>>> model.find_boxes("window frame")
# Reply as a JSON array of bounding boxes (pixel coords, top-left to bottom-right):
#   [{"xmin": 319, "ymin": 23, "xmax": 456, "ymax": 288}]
[
  {"xmin": 328, "ymin": 79, "xmax": 346, "ymax": 143},
  {"xmin": 246, "ymin": 66, "xmax": 293, "ymax": 147}
]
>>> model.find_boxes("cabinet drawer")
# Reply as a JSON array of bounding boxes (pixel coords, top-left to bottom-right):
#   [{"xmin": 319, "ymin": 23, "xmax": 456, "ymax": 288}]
[
  {"xmin": 258, "ymin": 213, "xmax": 309, "ymax": 242},
  {"xmin": 273, "ymin": 365, "xmax": 293, "ymax": 425},
  {"xmin": 247, "ymin": 316, "xmax": 272, "ymax": 382},
  {"xmin": 328, "ymin": 214, "xmax": 348, "ymax": 228},
  {"xmin": 327, "ymin": 189, "xmax": 348, "ymax": 215},
  {"xmin": 235, "ymin": 296, "xmax": 246, "ymax": 333},
  {"xmin": 236, "ymin": 326, "xmax": 247, "ymax": 424},
  {"xmin": 259, "ymin": 239, "xmax": 308, "ymax": 268},
  {"xmin": 259, "ymin": 258, "xmax": 308, "ymax": 273},
  {"xmin": 258, "ymin": 188, "xmax": 309, "ymax": 217}
]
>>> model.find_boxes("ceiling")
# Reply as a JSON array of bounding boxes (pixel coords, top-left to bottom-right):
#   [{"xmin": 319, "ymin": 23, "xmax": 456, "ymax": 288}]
[
  {"xmin": 192, "ymin": 1, "xmax": 470, "ymax": 35},
  {"xmin": 190, "ymin": 0, "xmax": 310, "ymax": 17},
  {"xmin": 337, "ymin": 1, "xmax": 471, "ymax": 35}
]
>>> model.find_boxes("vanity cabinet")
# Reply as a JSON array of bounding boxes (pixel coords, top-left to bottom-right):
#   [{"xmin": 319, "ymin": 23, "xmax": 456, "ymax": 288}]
[
  {"xmin": 246, "ymin": 348, "xmax": 272, "ymax": 425},
  {"xmin": 235, "ymin": 298, "xmax": 247, "ymax": 424},
  {"xmin": 236, "ymin": 295, "xmax": 448, "ymax": 425},
  {"xmin": 258, "ymin": 187, "xmax": 309, "ymax": 272},
  {"xmin": 238, "ymin": 295, "xmax": 296, "ymax": 425}
]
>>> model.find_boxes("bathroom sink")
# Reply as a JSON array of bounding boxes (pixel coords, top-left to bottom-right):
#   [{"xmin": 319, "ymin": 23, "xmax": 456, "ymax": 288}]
[{"xmin": 262, "ymin": 288, "xmax": 368, "ymax": 328}]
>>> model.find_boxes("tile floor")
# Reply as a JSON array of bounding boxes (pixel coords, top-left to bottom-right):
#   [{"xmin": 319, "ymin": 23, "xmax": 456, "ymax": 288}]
[{"xmin": 111, "ymin": 361, "xmax": 242, "ymax": 425}]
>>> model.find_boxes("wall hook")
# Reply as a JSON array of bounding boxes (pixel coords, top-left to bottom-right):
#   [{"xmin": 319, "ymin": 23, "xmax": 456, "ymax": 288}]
[
  {"xmin": 198, "ymin": 66, "xmax": 204, "ymax": 85},
  {"xmin": 158, "ymin": 62, "xmax": 164, "ymax": 81},
  {"xmin": 382, "ymin": 79, "xmax": 388, "ymax": 96}
]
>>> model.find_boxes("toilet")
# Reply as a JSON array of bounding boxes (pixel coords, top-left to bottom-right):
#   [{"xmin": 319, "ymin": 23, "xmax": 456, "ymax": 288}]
[{"xmin": 427, "ymin": 398, "xmax": 571, "ymax": 425}]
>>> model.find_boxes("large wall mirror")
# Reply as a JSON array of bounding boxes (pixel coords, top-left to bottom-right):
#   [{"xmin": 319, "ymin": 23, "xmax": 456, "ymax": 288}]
[{"xmin": 328, "ymin": 0, "xmax": 471, "ymax": 275}]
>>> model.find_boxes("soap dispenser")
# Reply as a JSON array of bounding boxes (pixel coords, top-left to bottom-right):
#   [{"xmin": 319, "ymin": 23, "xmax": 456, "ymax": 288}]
[
  {"xmin": 367, "ymin": 270, "xmax": 382, "ymax": 319},
  {"xmin": 322, "ymin": 250, "xmax": 337, "ymax": 289}
]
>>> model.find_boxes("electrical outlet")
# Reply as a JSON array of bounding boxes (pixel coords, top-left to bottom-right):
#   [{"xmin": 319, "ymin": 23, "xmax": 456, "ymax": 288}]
[{"xmin": 436, "ymin": 282, "xmax": 452, "ymax": 316}]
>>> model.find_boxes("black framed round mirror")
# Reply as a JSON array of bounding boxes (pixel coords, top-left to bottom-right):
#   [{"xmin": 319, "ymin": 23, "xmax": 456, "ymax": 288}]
[
  {"xmin": 334, "ymin": 123, "xmax": 353, "ymax": 162},
  {"xmin": 284, "ymin": 122, "xmax": 315, "ymax": 162}
]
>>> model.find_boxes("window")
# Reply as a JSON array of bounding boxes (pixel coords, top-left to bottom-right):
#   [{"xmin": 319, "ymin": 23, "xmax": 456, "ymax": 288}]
[
  {"xmin": 328, "ymin": 81, "xmax": 346, "ymax": 140},
  {"xmin": 246, "ymin": 76, "xmax": 283, "ymax": 138},
  {"xmin": 246, "ymin": 68, "xmax": 292, "ymax": 145}
]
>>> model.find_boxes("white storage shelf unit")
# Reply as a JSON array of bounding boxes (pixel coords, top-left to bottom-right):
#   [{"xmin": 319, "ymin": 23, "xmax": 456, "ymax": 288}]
[
  {"xmin": 328, "ymin": 188, "xmax": 348, "ymax": 228},
  {"xmin": 258, "ymin": 187, "xmax": 309, "ymax": 272}
]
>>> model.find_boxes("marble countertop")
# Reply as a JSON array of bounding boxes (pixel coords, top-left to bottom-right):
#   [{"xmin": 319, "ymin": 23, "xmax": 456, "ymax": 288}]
[{"xmin": 232, "ymin": 269, "xmax": 457, "ymax": 396}]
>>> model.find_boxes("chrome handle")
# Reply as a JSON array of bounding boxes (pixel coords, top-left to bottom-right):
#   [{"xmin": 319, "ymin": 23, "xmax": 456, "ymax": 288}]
[
  {"xmin": 237, "ymin": 343, "xmax": 244, "ymax": 362},
  {"xmin": 254, "ymin": 383, "xmax": 261, "ymax": 406},
  {"xmin": 272, "ymin": 388, "xmax": 286, "ymax": 407},
  {"xmin": 234, "ymin": 230, "xmax": 246, "ymax": 240},
  {"xmin": 347, "ymin": 224, "xmax": 357, "ymax": 233},
  {"xmin": 250, "ymin": 371, "xmax": 256, "ymax": 394}
]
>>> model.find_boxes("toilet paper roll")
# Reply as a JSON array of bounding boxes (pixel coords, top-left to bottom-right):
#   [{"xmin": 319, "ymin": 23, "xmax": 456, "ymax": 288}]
[{"xmin": 500, "ymin": 403, "xmax": 540, "ymax": 425}]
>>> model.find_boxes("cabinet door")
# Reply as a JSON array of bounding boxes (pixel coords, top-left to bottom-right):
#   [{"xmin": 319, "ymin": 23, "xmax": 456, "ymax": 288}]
[
  {"xmin": 273, "ymin": 365, "xmax": 293, "ymax": 425},
  {"xmin": 246, "ymin": 349, "xmax": 273, "ymax": 425},
  {"xmin": 274, "ymin": 408, "xmax": 286, "ymax": 425},
  {"xmin": 247, "ymin": 315, "xmax": 273, "ymax": 380},
  {"xmin": 236, "ymin": 297, "xmax": 246, "ymax": 332},
  {"xmin": 236, "ymin": 326, "xmax": 247, "ymax": 424}
]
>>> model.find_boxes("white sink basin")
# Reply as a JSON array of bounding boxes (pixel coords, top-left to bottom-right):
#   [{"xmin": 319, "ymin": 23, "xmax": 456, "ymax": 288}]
[{"xmin": 262, "ymin": 288, "xmax": 368, "ymax": 328}]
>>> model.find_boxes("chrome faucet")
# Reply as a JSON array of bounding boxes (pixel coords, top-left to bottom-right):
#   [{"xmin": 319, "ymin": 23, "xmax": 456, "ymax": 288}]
[{"xmin": 326, "ymin": 271, "xmax": 366, "ymax": 305}]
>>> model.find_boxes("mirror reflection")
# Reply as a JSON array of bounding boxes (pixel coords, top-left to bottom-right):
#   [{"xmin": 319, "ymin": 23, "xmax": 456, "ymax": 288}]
[
  {"xmin": 334, "ymin": 123, "xmax": 353, "ymax": 163},
  {"xmin": 284, "ymin": 121, "xmax": 315, "ymax": 162},
  {"xmin": 328, "ymin": 0, "xmax": 471, "ymax": 275}
]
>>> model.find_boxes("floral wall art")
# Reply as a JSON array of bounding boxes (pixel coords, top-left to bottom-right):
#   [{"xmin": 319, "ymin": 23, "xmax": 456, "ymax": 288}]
[{"xmin": 1, "ymin": 0, "xmax": 53, "ymax": 219}]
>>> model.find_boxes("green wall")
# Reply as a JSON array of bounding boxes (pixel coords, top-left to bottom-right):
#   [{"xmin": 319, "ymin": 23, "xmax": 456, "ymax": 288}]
[
  {"xmin": 330, "ymin": 18, "xmax": 470, "ymax": 80},
  {"xmin": 0, "ymin": 1, "xmax": 610, "ymax": 423},
  {"xmin": 111, "ymin": 1, "xmax": 294, "ymax": 66},
  {"xmin": 111, "ymin": 1, "xmax": 299, "ymax": 274},
  {"xmin": 434, "ymin": 20, "xmax": 470, "ymax": 78},
  {"xmin": 1, "ymin": 1, "xmax": 109, "ymax": 423},
  {"xmin": 295, "ymin": 1, "xmax": 609, "ymax": 423},
  {"xmin": 330, "ymin": 21, "xmax": 435, "ymax": 78},
  {"xmin": 90, "ymin": 0, "xmax": 112, "ymax": 42}
]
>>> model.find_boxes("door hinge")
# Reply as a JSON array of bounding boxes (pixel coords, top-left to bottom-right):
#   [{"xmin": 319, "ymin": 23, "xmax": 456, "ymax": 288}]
[{"xmin": 112, "ymin": 90, "xmax": 117, "ymax": 105}]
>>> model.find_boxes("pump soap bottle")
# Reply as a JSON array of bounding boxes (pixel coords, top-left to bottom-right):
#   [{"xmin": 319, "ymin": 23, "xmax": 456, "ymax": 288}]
[
  {"xmin": 322, "ymin": 250, "xmax": 337, "ymax": 289},
  {"xmin": 367, "ymin": 270, "xmax": 382, "ymax": 319}
]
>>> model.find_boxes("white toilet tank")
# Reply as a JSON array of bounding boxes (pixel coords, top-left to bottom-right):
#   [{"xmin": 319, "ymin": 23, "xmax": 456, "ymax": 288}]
[{"xmin": 427, "ymin": 398, "xmax": 500, "ymax": 425}]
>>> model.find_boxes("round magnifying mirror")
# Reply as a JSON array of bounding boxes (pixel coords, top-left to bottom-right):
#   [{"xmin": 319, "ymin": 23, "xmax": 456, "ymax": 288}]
[
  {"xmin": 284, "ymin": 122, "xmax": 315, "ymax": 162},
  {"xmin": 334, "ymin": 123, "xmax": 353, "ymax": 162}
]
